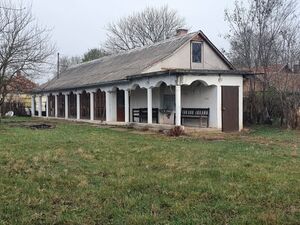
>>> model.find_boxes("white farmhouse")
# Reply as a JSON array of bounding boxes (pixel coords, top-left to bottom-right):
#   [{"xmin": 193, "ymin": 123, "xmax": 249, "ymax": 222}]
[{"xmin": 33, "ymin": 30, "xmax": 251, "ymax": 132}]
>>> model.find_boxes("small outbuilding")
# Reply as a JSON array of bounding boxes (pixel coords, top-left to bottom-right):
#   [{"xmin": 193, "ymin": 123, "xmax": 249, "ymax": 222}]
[{"xmin": 33, "ymin": 30, "xmax": 251, "ymax": 132}]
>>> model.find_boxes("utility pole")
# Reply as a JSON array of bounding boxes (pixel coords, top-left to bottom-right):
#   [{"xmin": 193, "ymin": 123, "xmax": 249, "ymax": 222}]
[{"xmin": 57, "ymin": 52, "xmax": 60, "ymax": 79}]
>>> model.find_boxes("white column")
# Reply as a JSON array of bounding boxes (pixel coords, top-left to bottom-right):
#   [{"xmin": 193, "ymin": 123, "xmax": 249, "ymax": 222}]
[
  {"xmin": 125, "ymin": 90, "xmax": 129, "ymax": 123},
  {"xmin": 38, "ymin": 95, "xmax": 42, "ymax": 117},
  {"xmin": 105, "ymin": 91, "xmax": 110, "ymax": 121},
  {"xmin": 147, "ymin": 88, "xmax": 152, "ymax": 124},
  {"xmin": 175, "ymin": 85, "xmax": 181, "ymax": 126},
  {"xmin": 217, "ymin": 85, "xmax": 222, "ymax": 130},
  {"xmin": 46, "ymin": 94, "xmax": 49, "ymax": 118},
  {"xmin": 111, "ymin": 91, "xmax": 117, "ymax": 121},
  {"xmin": 76, "ymin": 92, "xmax": 80, "ymax": 120},
  {"xmin": 105, "ymin": 90, "xmax": 117, "ymax": 122},
  {"xmin": 31, "ymin": 95, "xmax": 35, "ymax": 117},
  {"xmin": 64, "ymin": 93, "xmax": 69, "ymax": 119},
  {"xmin": 89, "ymin": 91, "xmax": 94, "ymax": 121},
  {"xmin": 54, "ymin": 94, "xmax": 58, "ymax": 118}
]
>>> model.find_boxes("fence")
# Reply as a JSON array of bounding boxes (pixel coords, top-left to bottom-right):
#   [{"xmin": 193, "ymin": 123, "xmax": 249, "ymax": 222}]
[{"xmin": 0, "ymin": 101, "xmax": 30, "ymax": 116}]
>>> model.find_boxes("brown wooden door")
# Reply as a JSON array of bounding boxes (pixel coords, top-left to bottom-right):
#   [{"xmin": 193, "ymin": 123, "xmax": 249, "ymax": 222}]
[
  {"xmin": 117, "ymin": 89, "xmax": 125, "ymax": 122},
  {"xmin": 48, "ymin": 95, "xmax": 55, "ymax": 117},
  {"xmin": 95, "ymin": 90, "xmax": 106, "ymax": 121},
  {"xmin": 222, "ymin": 86, "xmax": 239, "ymax": 132}
]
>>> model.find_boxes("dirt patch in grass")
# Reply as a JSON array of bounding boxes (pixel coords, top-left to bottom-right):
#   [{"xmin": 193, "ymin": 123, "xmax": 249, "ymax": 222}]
[
  {"xmin": 5, "ymin": 120, "xmax": 56, "ymax": 130},
  {"xmin": 28, "ymin": 123, "xmax": 55, "ymax": 130}
]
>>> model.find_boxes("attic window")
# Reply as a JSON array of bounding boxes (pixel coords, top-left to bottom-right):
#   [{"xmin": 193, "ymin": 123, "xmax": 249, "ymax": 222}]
[{"xmin": 192, "ymin": 42, "xmax": 202, "ymax": 63}]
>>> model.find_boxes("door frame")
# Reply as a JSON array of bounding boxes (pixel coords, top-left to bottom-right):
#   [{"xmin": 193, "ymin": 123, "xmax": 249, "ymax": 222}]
[
  {"xmin": 116, "ymin": 89, "xmax": 125, "ymax": 122},
  {"xmin": 221, "ymin": 86, "xmax": 239, "ymax": 132}
]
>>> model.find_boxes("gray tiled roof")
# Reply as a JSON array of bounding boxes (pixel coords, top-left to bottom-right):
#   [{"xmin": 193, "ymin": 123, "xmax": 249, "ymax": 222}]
[{"xmin": 39, "ymin": 33, "xmax": 197, "ymax": 92}]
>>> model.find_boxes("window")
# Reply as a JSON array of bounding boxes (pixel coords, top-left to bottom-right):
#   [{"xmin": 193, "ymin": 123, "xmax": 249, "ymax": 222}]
[
  {"xmin": 192, "ymin": 42, "xmax": 202, "ymax": 63},
  {"xmin": 163, "ymin": 95, "xmax": 175, "ymax": 110}
]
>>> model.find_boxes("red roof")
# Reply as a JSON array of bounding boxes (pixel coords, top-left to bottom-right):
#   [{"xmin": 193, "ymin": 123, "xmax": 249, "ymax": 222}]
[
  {"xmin": 241, "ymin": 64, "xmax": 291, "ymax": 74},
  {"xmin": 7, "ymin": 72, "xmax": 37, "ymax": 94}
]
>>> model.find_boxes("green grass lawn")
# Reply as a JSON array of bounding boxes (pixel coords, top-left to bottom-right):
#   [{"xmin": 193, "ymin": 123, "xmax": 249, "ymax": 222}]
[{"xmin": 0, "ymin": 117, "xmax": 299, "ymax": 225}]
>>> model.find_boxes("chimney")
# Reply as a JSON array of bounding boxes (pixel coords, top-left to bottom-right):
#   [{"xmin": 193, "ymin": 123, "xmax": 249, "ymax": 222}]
[{"xmin": 176, "ymin": 28, "xmax": 188, "ymax": 37}]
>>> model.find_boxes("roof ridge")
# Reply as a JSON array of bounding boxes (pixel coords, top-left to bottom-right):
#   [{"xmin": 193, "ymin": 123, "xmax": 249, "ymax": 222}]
[{"xmin": 66, "ymin": 32, "xmax": 198, "ymax": 71}]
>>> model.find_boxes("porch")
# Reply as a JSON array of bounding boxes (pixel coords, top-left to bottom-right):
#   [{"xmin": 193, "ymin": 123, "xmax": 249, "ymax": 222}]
[
  {"xmin": 129, "ymin": 81, "xmax": 212, "ymax": 128},
  {"xmin": 32, "ymin": 73, "xmax": 243, "ymax": 131}
]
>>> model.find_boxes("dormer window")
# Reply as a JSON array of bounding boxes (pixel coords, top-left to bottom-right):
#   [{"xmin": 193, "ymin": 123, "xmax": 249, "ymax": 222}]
[{"xmin": 192, "ymin": 42, "xmax": 202, "ymax": 63}]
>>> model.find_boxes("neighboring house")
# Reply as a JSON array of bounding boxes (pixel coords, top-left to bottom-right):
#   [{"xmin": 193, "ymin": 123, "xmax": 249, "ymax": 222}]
[
  {"xmin": 33, "ymin": 30, "xmax": 251, "ymax": 132},
  {"xmin": 242, "ymin": 64, "xmax": 300, "ymax": 127},
  {"xmin": 243, "ymin": 64, "xmax": 293, "ymax": 96},
  {"xmin": 1, "ymin": 72, "xmax": 37, "ymax": 115}
]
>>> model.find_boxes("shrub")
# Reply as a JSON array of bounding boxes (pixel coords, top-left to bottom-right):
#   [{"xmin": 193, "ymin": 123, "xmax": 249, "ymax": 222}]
[{"xmin": 168, "ymin": 126, "xmax": 184, "ymax": 137}]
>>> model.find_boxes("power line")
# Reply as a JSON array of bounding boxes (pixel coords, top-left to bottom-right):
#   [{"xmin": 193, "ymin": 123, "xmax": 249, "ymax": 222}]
[{"xmin": 0, "ymin": 6, "xmax": 25, "ymax": 11}]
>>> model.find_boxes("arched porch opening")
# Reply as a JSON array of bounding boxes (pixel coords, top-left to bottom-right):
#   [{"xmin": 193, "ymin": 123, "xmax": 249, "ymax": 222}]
[
  {"xmin": 130, "ymin": 85, "xmax": 148, "ymax": 123},
  {"xmin": 95, "ymin": 89, "xmax": 106, "ymax": 121},
  {"xmin": 153, "ymin": 82, "xmax": 176, "ymax": 125},
  {"xmin": 68, "ymin": 92, "xmax": 77, "ymax": 119},
  {"xmin": 57, "ymin": 93, "xmax": 65, "ymax": 118},
  {"xmin": 181, "ymin": 80, "xmax": 216, "ymax": 128},
  {"xmin": 48, "ymin": 94, "xmax": 55, "ymax": 117},
  {"xmin": 80, "ymin": 91, "xmax": 90, "ymax": 120}
]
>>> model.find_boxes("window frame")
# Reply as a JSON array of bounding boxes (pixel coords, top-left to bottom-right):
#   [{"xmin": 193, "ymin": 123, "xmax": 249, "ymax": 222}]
[{"xmin": 191, "ymin": 41, "xmax": 202, "ymax": 63}]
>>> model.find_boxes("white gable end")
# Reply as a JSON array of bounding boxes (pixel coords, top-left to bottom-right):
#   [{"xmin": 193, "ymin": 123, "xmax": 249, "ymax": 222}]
[{"xmin": 143, "ymin": 38, "xmax": 231, "ymax": 73}]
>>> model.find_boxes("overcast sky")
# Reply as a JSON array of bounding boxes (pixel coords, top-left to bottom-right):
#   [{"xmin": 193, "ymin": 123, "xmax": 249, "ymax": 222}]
[
  {"xmin": 22, "ymin": 0, "xmax": 236, "ymax": 83},
  {"xmin": 27, "ymin": 0, "xmax": 236, "ymax": 56}
]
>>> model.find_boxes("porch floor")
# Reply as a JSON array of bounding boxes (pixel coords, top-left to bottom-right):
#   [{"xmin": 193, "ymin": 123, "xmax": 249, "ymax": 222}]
[{"xmin": 39, "ymin": 116, "xmax": 220, "ymax": 133}]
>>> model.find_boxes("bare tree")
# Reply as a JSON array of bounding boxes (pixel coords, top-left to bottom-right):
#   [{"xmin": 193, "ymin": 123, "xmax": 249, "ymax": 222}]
[
  {"xmin": 275, "ymin": 23, "xmax": 300, "ymax": 67},
  {"xmin": 0, "ymin": 1, "xmax": 55, "ymax": 109},
  {"xmin": 59, "ymin": 48, "xmax": 109, "ymax": 74},
  {"xmin": 225, "ymin": 0, "xmax": 300, "ymax": 125},
  {"xmin": 269, "ymin": 71, "xmax": 300, "ymax": 128},
  {"xmin": 59, "ymin": 56, "xmax": 81, "ymax": 73},
  {"xmin": 82, "ymin": 48, "xmax": 109, "ymax": 63},
  {"xmin": 226, "ymin": 0, "xmax": 299, "ymax": 70},
  {"xmin": 104, "ymin": 5, "xmax": 186, "ymax": 53}
]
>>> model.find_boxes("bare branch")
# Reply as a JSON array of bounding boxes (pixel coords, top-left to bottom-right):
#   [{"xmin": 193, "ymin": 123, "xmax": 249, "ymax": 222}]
[
  {"xmin": 104, "ymin": 5, "xmax": 186, "ymax": 53},
  {"xmin": 0, "ymin": 0, "xmax": 55, "ymax": 106}
]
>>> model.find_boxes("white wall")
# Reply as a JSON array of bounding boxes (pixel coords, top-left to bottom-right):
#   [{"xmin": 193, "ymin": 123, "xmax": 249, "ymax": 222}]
[
  {"xmin": 192, "ymin": 42, "xmax": 230, "ymax": 70},
  {"xmin": 143, "ymin": 40, "xmax": 230, "ymax": 73}
]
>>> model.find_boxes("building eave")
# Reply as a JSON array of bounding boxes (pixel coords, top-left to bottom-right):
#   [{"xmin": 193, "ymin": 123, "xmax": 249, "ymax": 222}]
[
  {"xmin": 32, "ymin": 69, "xmax": 253, "ymax": 94},
  {"xmin": 127, "ymin": 69, "xmax": 253, "ymax": 79}
]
